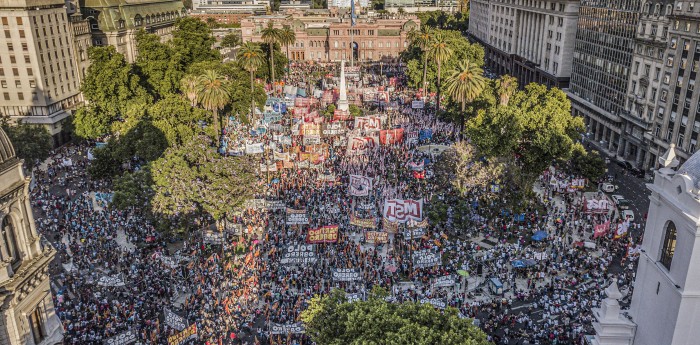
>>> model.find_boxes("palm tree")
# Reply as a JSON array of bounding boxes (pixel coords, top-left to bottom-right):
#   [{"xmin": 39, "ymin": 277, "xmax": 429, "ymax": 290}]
[
  {"xmin": 181, "ymin": 74, "xmax": 199, "ymax": 107},
  {"xmin": 444, "ymin": 60, "xmax": 487, "ymax": 112},
  {"xmin": 407, "ymin": 27, "xmax": 433, "ymax": 96},
  {"xmin": 495, "ymin": 75, "xmax": 518, "ymax": 107},
  {"xmin": 261, "ymin": 22, "xmax": 283, "ymax": 91},
  {"xmin": 427, "ymin": 30, "xmax": 454, "ymax": 112},
  {"xmin": 238, "ymin": 42, "xmax": 265, "ymax": 123},
  {"xmin": 280, "ymin": 25, "xmax": 296, "ymax": 78},
  {"xmin": 197, "ymin": 70, "xmax": 230, "ymax": 143}
]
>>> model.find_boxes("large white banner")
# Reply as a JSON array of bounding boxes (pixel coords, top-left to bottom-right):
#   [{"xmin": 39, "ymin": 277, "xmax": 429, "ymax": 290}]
[
  {"xmin": 349, "ymin": 175, "xmax": 373, "ymax": 196},
  {"xmin": 354, "ymin": 115, "xmax": 383, "ymax": 132},
  {"xmin": 346, "ymin": 136, "xmax": 379, "ymax": 155},
  {"xmin": 383, "ymin": 199, "xmax": 423, "ymax": 223},
  {"xmin": 245, "ymin": 143, "xmax": 264, "ymax": 154}
]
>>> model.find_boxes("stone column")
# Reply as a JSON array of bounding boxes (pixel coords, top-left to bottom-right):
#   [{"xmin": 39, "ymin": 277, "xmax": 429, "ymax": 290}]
[
  {"xmin": 596, "ymin": 121, "xmax": 603, "ymax": 142},
  {"xmin": 636, "ymin": 147, "xmax": 644, "ymax": 166},
  {"xmin": 608, "ymin": 131, "xmax": 616, "ymax": 152}
]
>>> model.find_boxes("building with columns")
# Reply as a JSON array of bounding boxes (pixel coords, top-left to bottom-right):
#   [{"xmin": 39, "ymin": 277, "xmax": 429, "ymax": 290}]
[
  {"xmin": 240, "ymin": 10, "xmax": 418, "ymax": 62},
  {"xmin": 467, "ymin": 0, "xmax": 580, "ymax": 89},
  {"xmin": 0, "ymin": 127, "xmax": 63, "ymax": 344}
]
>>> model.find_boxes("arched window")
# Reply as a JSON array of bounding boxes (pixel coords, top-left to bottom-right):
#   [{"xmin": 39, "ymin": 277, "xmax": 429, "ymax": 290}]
[
  {"xmin": 1, "ymin": 216, "xmax": 19, "ymax": 266},
  {"xmin": 666, "ymin": 4, "xmax": 673, "ymax": 15},
  {"xmin": 660, "ymin": 221, "xmax": 677, "ymax": 270},
  {"xmin": 643, "ymin": 2, "xmax": 650, "ymax": 15}
]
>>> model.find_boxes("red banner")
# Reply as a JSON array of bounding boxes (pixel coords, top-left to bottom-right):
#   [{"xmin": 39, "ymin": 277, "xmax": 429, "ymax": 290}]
[
  {"xmin": 380, "ymin": 128, "xmax": 405, "ymax": 145},
  {"xmin": 307, "ymin": 225, "xmax": 339, "ymax": 243}
]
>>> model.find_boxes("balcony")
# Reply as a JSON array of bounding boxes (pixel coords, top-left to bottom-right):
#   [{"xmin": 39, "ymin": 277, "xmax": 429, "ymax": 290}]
[{"xmin": 620, "ymin": 110, "xmax": 652, "ymax": 130}]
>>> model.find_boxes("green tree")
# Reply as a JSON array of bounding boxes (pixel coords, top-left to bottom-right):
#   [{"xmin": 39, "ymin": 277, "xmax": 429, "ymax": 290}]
[
  {"xmin": 181, "ymin": 74, "xmax": 199, "ymax": 106},
  {"xmin": 73, "ymin": 105, "xmax": 111, "ymax": 139},
  {"xmin": 149, "ymin": 94, "xmax": 213, "ymax": 146},
  {"xmin": 495, "ymin": 75, "xmax": 518, "ymax": 107},
  {"xmin": 205, "ymin": 17, "xmax": 218, "ymax": 28},
  {"xmin": 569, "ymin": 146, "xmax": 606, "ymax": 183},
  {"xmin": 261, "ymin": 22, "xmax": 283, "ymax": 87},
  {"xmin": 279, "ymin": 25, "xmax": 296, "ymax": 76},
  {"xmin": 1, "ymin": 122, "xmax": 52, "ymax": 167},
  {"xmin": 220, "ymin": 32, "xmax": 241, "ymax": 48},
  {"xmin": 112, "ymin": 167, "xmax": 154, "ymax": 210},
  {"xmin": 238, "ymin": 42, "xmax": 266, "ymax": 121},
  {"xmin": 302, "ymin": 288, "xmax": 490, "ymax": 345},
  {"xmin": 427, "ymin": 30, "xmax": 454, "ymax": 112},
  {"xmin": 465, "ymin": 105, "xmax": 523, "ymax": 159},
  {"xmin": 348, "ymin": 104, "xmax": 362, "ymax": 118},
  {"xmin": 135, "ymin": 30, "xmax": 183, "ymax": 97},
  {"xmin": 150, "ymin": 135, "xmax": 257, "ymax": 221},
  {"xmin": 444, "ymin": 60, "xmax": 486, "ymax": 112},
  {"xmin": 196, "ymin": 70, "xmax": 230, "ymax": 142},
  {"xmin": 407, "ymin": 27, "xmax": 433, "ymax": 94},
  {"xmin": 171, "ymin": 17, "xmax": 219, "ymax": 67}
]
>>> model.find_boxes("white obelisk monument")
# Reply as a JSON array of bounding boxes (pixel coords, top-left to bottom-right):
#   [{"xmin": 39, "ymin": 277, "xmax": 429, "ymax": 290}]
[{"xmin": 338, "ymin": 60, "xmax": 349, "ymax": 112}]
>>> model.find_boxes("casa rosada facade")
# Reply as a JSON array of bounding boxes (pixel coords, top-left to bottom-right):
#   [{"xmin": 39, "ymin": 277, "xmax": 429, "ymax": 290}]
[{"xmin": 240, "ymin": 12, "xmax": 419, "ymax": 62}]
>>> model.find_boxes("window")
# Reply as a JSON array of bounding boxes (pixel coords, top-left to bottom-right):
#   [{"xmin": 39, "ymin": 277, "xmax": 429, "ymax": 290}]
[
  {"xmin": 29, "ymin": 307, "xmax": 46, "ymax": 344},
  {"xmin": 15, "ymin": 17, "xmax": 22, "ymax": 25},
  {"xmin": 634, "ymin": 61, "xmax": 640, "ymax": 74},
  {"xmin": 660, "ymin": 221, "xmax": 677, "ymax": 270},
  {"xmin": 17, "ymin": 92, "xmax": 23, "ymax": 100}
]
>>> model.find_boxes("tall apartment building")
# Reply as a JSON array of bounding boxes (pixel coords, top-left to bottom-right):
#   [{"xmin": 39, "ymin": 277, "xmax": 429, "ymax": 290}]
[
  {"xmin": 0, "ymin": 0, "xmax": 84, "ymax": 146},
  {"xmin": 568, "ymin": 0, "xmax": 640, "ymax": 159},
  {"xmin": 192, "ymin": 0, "xmax": 270, "ymax": 15},
  {"xmin": 467, "ymin": 0, "xmax": 580, "ymax": 89},
  {"xmin": 623, "ymin": 0, "xmax": 673, "ymax": 169},
  {"xmin": 81, "ymin": 0, "xmax": 186, "ymax": 63}
]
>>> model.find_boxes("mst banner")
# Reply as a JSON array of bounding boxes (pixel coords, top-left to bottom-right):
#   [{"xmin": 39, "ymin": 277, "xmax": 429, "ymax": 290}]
[
  {"xmin": 332, "ymin": 268, "xmax": 361, "ymax": 281},
  {"xmin": 383, "ymin": 199, "xmax": 423, "ymax": 223},
  {"xmin": 354, "ymin": 115, "xmax": 382, "ymax": 132},
  {"xmin": 349, "ymin": 175, "xmax": 373, "ymax": 196},
  {"xmin": 379, "ymin": 128, "xmax": 405, "ymax": 145},
  {"xmin": 280, "ymin": 244, "xmax": 317, "ymax": 265},
  {"xmin": 307, "ymin": 225, "xmax": 339, "ymax": 243},
  {"xmin": 168, "ymin": 323, "xmax": 197, "ymax": 345},
  {"xmin": 286, "ymin": 208, "xmax": 309, "ymax": 225},
  {"xmin": 413, "ymin": 249, "xmax": 441, "ymax": 268},
  {"xmin": 346, "ymin": 136, "xmax": 379, "ymax": 155}
]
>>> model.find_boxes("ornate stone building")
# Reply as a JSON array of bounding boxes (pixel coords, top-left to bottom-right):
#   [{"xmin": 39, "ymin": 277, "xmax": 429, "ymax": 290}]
[
  {"xmin": 80, "ymin": 0, "xmax": 187, "ymax": 63},
  {"xmin": 0, "ymin": 128, "xmax": 62, "ymax": 344}
]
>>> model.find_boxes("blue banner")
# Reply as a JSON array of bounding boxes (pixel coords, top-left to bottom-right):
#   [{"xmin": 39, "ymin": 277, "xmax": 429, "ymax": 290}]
[{"xmin": 419, "ymin": 129, "xmax": 433, "ymax": 141}]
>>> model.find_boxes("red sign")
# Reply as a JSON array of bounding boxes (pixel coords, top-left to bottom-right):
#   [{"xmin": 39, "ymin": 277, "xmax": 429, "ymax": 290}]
[{"xmin": 380, "ymin": 128, "xmax": 405, "ymax": 145}]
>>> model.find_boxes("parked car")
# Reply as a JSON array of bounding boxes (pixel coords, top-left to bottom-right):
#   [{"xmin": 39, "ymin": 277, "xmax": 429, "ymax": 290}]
[
  {"xmin": 611, "ymin": 195, "xmax": 630, "ymax": 210},
  {"xmin": 622, "ymin": 209, "xmax": 635, "ymax": 222},
  {"xmin": 600, "ymin": 183, "xmax": 618, "ymax": 193}
]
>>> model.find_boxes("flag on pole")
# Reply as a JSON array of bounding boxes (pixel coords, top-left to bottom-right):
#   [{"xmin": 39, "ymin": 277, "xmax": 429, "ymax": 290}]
[{"xmin": 351, "ymin": 0, "xmax": 356, "ymax": 26}]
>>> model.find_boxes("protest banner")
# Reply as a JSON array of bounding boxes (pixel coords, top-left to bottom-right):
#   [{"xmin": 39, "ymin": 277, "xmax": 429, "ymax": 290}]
[
  {"xmin": 346, "ymin": 292, "xmax": 364, "ymax": 302},
  {"xmin": 433, "ymin": 275, "xmax": 456, "ymax": 288},
  {"xmin": 317, "ymin": 172, "xmax": 337, "ymax": 182},
  {"xmin": 357, "ymin": 201, "xmax": 374, "ymax": 211},
  {"xmin": 354, "ymin": 115, "xmax": 382, "ymax": 132},
  {"xmin": 407, "ymin": 218, "xmax": 429, "ymax": 228},
  {"xmin": 407, "ymin": 161, "xmax": 425, "ymax": 171},
  {"xmin": 245, "ymin": 143, "xmax": 264, "ymax": 154},
  {"xmin": 164, "ymin": 308, "xmax": 187, "ymax": 331},
  {"xmin": 365, "ymin": 231, "xmax": 388, "ymax": 244},
  {"xmin": 349, "ymin": 214, "xmax": 376, "ymax": 228},
  {"xmin": 383, "ymin": 199, "xmax": 423, "ymax": 223},
  {"xmin": 420, "ymin": 298, "xmax": 446, "ymax": 309},
  {"xmin": 407, "ymin": 130, "xmax": 419, "ymax": 144},
  {"xmin": 97, "ymin": 274, "xmax": 125, "ymax": 287},
  {"xmin": 382, "ymin": 217, "xmax": 398, "ymax": 234},
  {"xmin": 411, "ymin": 100, "xmax": 424, "ymax": 109},
  {"xmin": 303, "ymin": 136, "xmax": 321, "ymax": 145},
  {"xmin": 286, "ymin": 208, "xmax": 309, "ymax": 225},
  {"xmin": 260, "ymin": 163, "xmax": 278, "ymax": 172},
  {"xmin": 168, "ymin": 323, "xmax": 197, "ymax": 345},
  {"xmin": 244, "ymin": 199, "xmax": 267, "ymax": 209},
  {"xmin": 346, "ymin": 136, "xmax": 379, "ymax": 155},
  {"xmin": 280, "ymin": 244, "xmax": 317, "ymax": 265},
  {"xmin": 403, "ymin": 227, "xmax": 427, "ymax": 240},
  {"xmin": 266, "ymin": 200, "xmax": 286, "ymax": 211},
  {"xmin": 203, "ymin": 230, "xmax": 224, "ymax": 245},
  {"xmin": 379, "ymin": 128, "xmax": 405, "ymax": 145},
  {"xmin": 332, "ymin": 268, "xmax": 361, "ymax": 281},
  {"xmin": 159, "ymin": 255, "xmax": 179, "ymax": 269},
  {"xmin": 104, "ymin": 330, "xmax": 137, "ymax": 345},
  {"xmin": 322, "ymin": 122, "xmax": 347, "ymax": 136},
  {"xmin": 349, "ymin": 175, "xmax": 373, "ymax": 196},
  {"xmin": 307, "ymin": 225, "xmax": 339, "ymax": 243},
  {"xmin": 333, "ymin": 109, "xmax": 351, "ymax": 121},
  {"xmin": 270, "ymin": 322, "xmax": 305, "ymax": 334},
  {"xmin": 224, "ymin": 223, "xmax": 243, "ymax": 236},
  {"xmin": 273, "ymin": 152, "xmax": 289, "ymax": 161},
  {"xmin": 413, "ymin": 249, "xmax": 441, "ymax": 268},
  {"xmin": 419, "ymin": 129, "xmax": 433, "ymax": 141},
  {"xmin": 302, "ymin": 123, "xmax": 321, "ymax": 137}
]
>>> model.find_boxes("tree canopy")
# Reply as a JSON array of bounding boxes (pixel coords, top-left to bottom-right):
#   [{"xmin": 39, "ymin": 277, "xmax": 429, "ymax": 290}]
[
  {"xmin": 301, "ymin": 288, "xmax": 490, "ymax": 345},
  {"xmin": 1, "ymin": 121, "xmax": 52, "ymax": 168}
]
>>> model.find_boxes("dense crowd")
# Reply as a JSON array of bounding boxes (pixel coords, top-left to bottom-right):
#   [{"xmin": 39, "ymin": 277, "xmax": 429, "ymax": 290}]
[{"xmin": 29, "ymin": 63, "xmax": 641, "ymax": 345}]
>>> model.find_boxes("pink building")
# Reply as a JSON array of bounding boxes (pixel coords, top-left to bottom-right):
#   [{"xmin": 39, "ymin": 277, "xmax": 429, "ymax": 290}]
[{"xmin": 241, "ymin": 10, "xmax": 419, "ymax": 62}]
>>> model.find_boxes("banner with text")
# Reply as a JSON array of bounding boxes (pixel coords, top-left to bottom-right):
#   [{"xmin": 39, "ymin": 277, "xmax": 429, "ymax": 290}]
[
  {"xmin": 383, "ymin": 199, "xmax": 423, "ymax": 223},
  {"xmin": 365, "ymin": 231, "xmax": 389, "ymax": 244},
  {"xmin": 286, "ymin": 208, "xmax": 309, "ymax": 225},
  {"xmin": 307, "ymin": 225, "xmax": 339, "ymax": 243},
  {"xmin": 349, "ymin": 214, "xmax": 376, "ymax": 229},
  {"xmin": 270, "ymin": 322, "xmax": 305, "ymax": 335},
  {"xmin": 332, "ymin": 268, "xmax": 361, "ymax": 281},
  {"xmin": 168, "ymin": 323, "xmax": 197, "ymax": 345},
  {"xmin": 413, "ymin": 249, "xmax": 441, "ymax": 268},
  {"xmin": 346, "ymin": 136, "xmax": 379, "ymax": 155},
  {"xmin": 104, "ymin": 330, "xmax": 137, "ymax": 345},
  {"xmin": 280, "ymin": 244, "xmax": 317, "ymax": 265},
  {"xmin": 379, "ymin": 128, "xmax": 405, "ymax": 145},
  {"xmin": 349, "ymin": 175, "xmax": 373, "ymax": 196},
  {"xmin": 354, "ymin": 115, "xmax": 382, "ymax": 132}
]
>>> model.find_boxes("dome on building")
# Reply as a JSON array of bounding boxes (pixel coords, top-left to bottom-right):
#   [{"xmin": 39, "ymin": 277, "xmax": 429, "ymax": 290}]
[
  {"xmin": 678, "ymin": 151, "xmax": 700, "ymax": 188},
  {"xmin": 0, "ymin": 127, "xmax": 16, "ymax": 164}
]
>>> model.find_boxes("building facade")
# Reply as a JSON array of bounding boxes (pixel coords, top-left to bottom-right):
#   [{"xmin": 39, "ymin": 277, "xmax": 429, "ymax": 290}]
[
  {"xmin": 241, "ymin": 11, "xmax": 418, "ymax": 62},
  {"xmin": 0, "ymin": 128, "xmax": 63, "ymax": 345},
  {"xmin": 467, "ymin": 0, "xmax": 580, "ymax": 89},
  {"xmin": 192, "ymin": 0, "xmax": 270, "ymax": 15},
  {"xmin": 81, "ymin": 0, "xmax": 186, "ymax": 63},
  {"xmin": 0, "ymin": 0, "xmax": 85, "ymax": 146},
  {"xmin": 568, "ymin": 0, "xmax": 641, "ymax": 160},
  {"xmin": 624, "ymin": 148, "xmax": 700, "ymax": 345},
  {"xmin": 621, "ymin": 0, "xmax": 673, "ymax": 170}
]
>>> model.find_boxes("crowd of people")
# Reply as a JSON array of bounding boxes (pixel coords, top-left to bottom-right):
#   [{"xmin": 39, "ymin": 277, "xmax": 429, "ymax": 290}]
[{"xmin": 28, "ymin": 63, "xmax": 642, "ymax": 345}]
